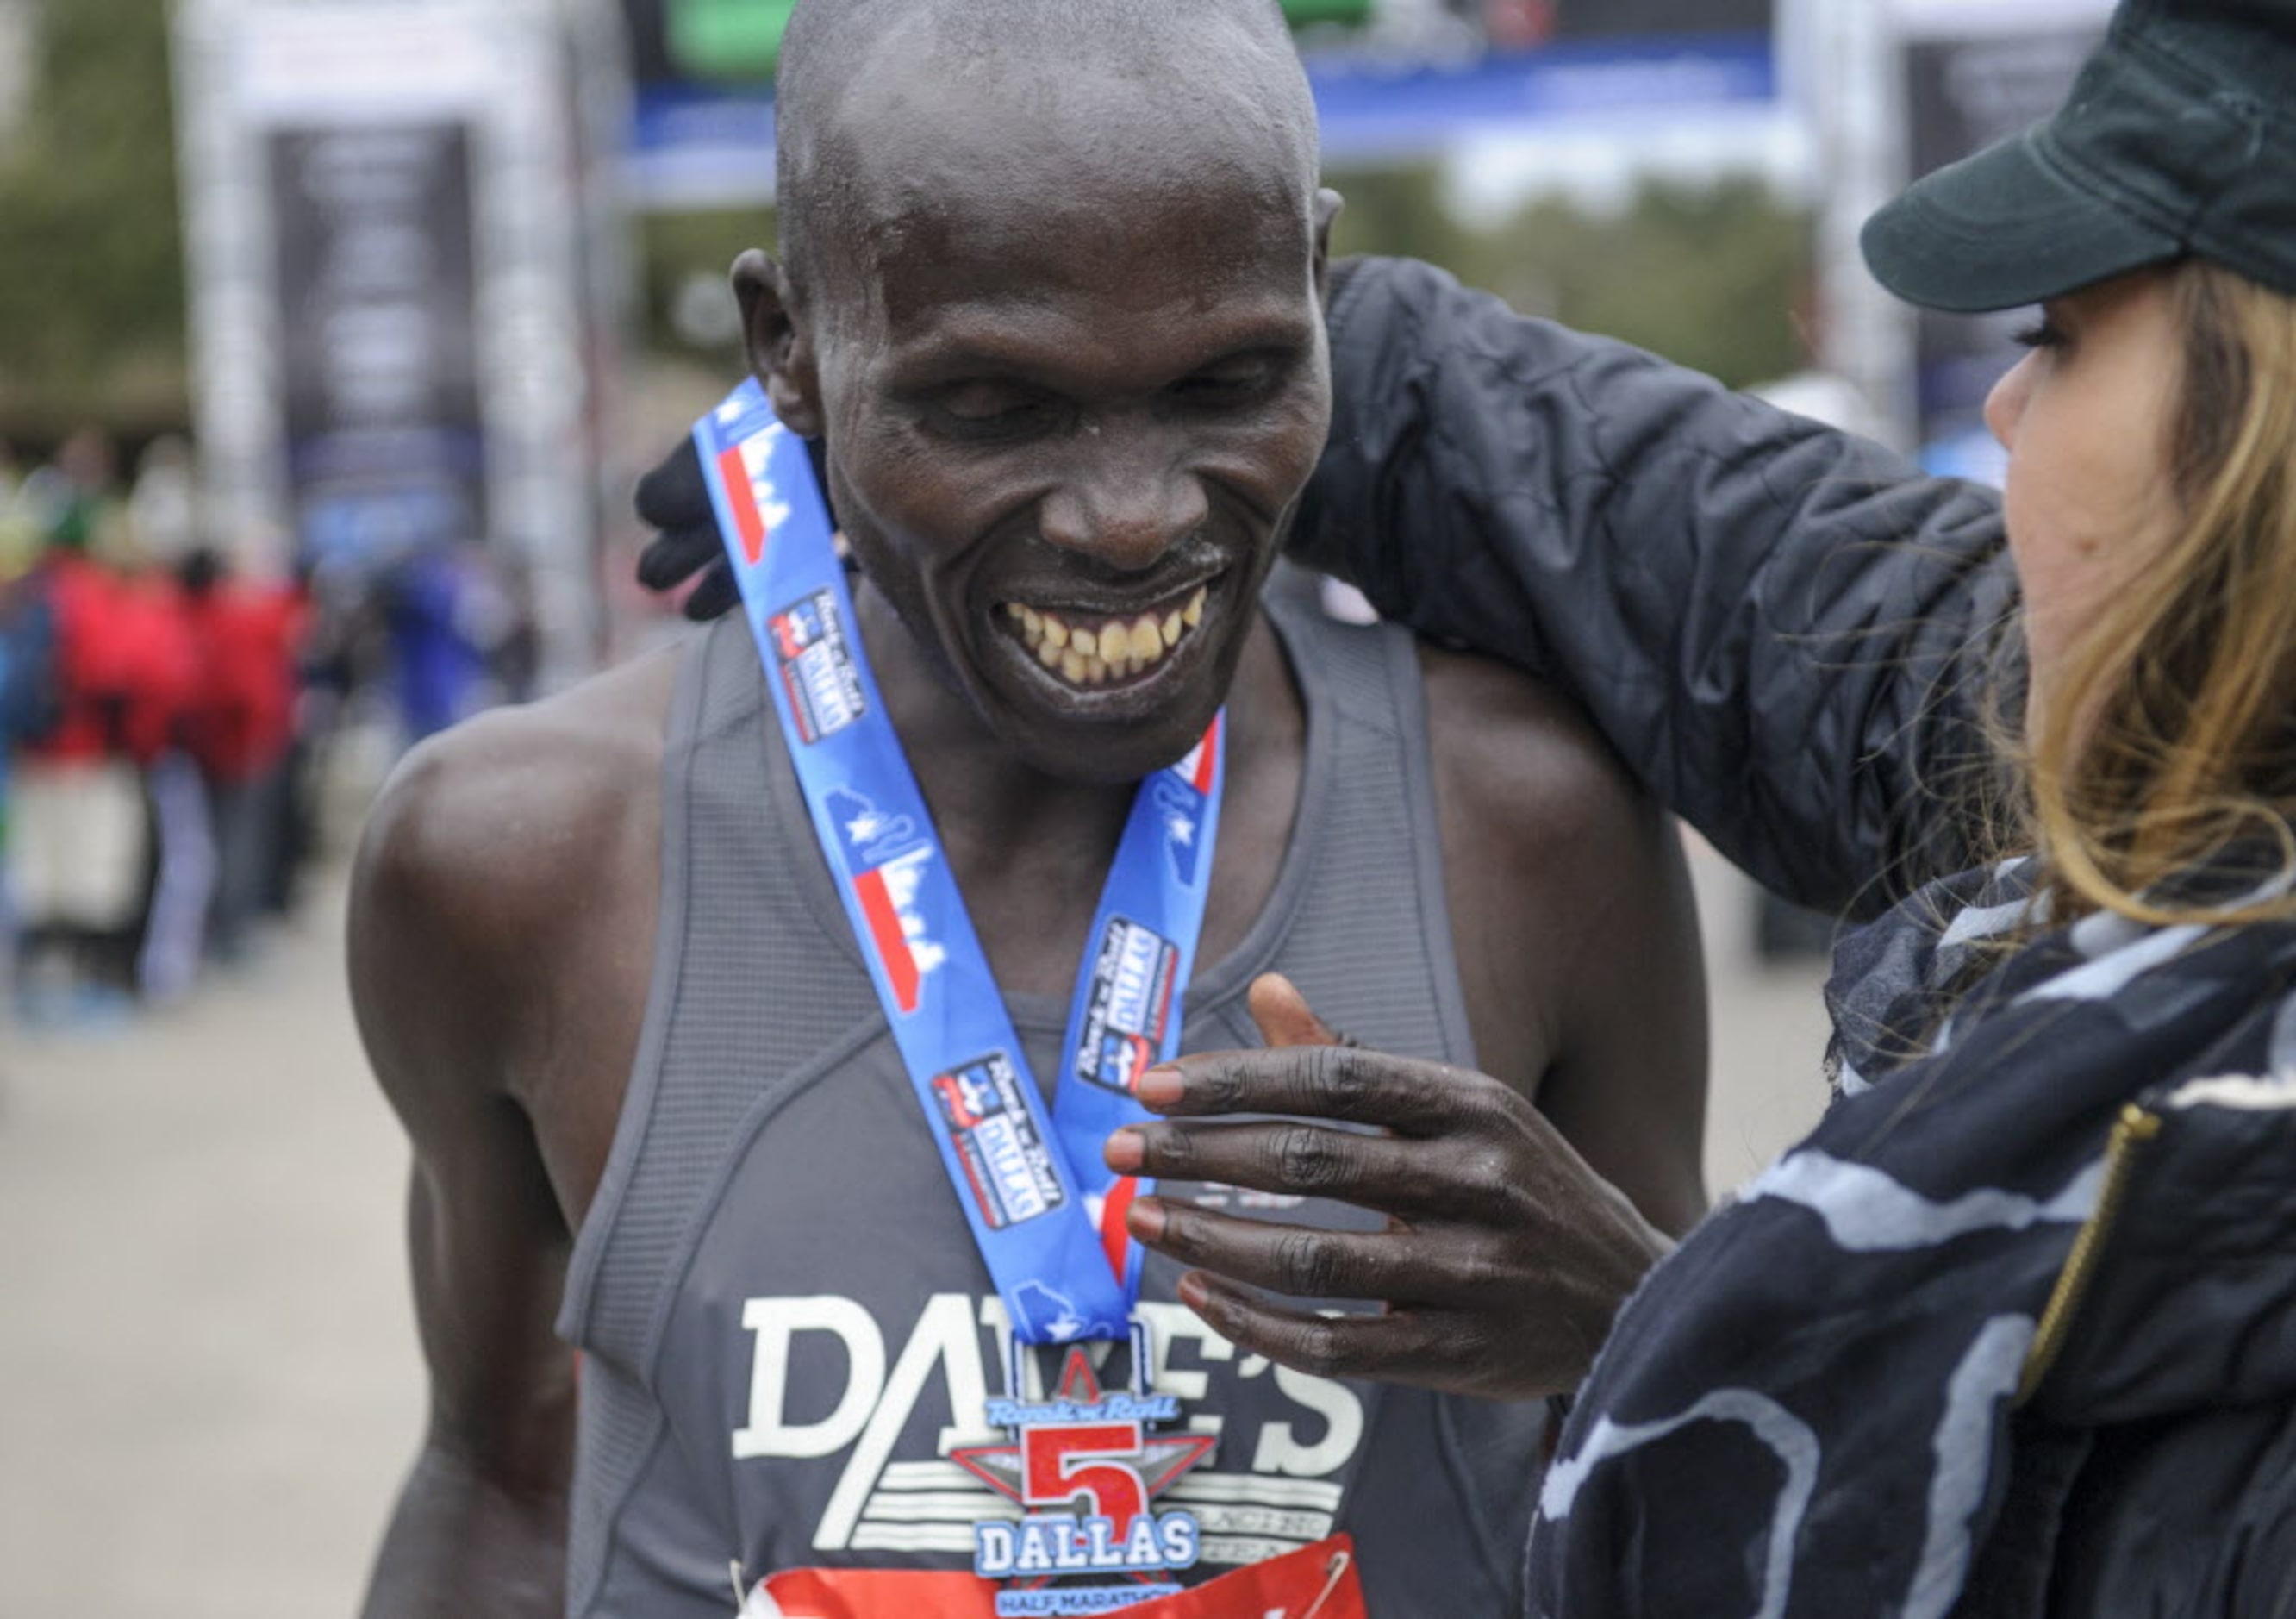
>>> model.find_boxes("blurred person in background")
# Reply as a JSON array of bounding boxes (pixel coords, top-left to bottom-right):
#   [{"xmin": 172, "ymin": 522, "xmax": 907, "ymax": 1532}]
[
  {"xmin": 34, "ymin": 427, "xmax": 132, "ymax": 565},
  {"xmin": 0, "ymin": 529, "xmax": 57, "ymax": 1043},
  {"xmin": 103, "ymin": 530, "xmax": 201, "ymax": 1004},
  {"xmin": 176, "ymin": 545, "xmax": 305, "ymax": 965},
  {"xmin": 5, "ymin": 468, "xmax": 153, "ymax": 1023},
  {"xmin": 379, "ymin": 540, "xmax": 508, "ymax": 746},
  {"xmin": 128, "ymin": 434, "xmax": 200, "ymax": 571}
]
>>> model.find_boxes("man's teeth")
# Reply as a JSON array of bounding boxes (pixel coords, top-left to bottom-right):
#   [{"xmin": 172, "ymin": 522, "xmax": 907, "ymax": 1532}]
[{"xmin": 1002, "ymin": 585, "xmax": 1209, "ymax": 686}]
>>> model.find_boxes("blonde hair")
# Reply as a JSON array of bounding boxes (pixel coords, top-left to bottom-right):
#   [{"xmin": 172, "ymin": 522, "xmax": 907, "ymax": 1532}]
[{"xmin": 2019, "ymin": 259, "xmax": 2296, "ymax": 927}]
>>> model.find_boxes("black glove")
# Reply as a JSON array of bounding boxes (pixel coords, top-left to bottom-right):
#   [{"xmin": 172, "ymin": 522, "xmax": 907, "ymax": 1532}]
[{"xmin": 633, "ymin": 432, "xmax": 837, "ymax": 622}]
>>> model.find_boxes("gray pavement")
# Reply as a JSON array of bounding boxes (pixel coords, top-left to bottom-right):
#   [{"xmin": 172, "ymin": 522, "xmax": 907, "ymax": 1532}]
[
  {"xmin": 0, "ymin": 873, "xmax": 422, "ymax": 1619},
  {"xmin": 0, "ymin": 835, "xmax": 1831, "ymax": 1619}
]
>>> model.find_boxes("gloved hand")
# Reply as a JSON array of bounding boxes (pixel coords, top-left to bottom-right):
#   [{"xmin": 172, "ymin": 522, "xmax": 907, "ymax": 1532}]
[{"xmin": 632, "ymin": 432, "xmax": 837, "ymax": 622}]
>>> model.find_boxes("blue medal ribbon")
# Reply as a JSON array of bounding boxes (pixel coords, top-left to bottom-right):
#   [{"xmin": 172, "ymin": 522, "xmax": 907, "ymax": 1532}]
[{"xmin": 695, "ymin": 379, "xmax": 1224, "ymax": 1346}]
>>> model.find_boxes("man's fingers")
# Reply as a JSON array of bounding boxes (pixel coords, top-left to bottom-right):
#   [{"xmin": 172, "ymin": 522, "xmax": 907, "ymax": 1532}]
[
  {"xmin": 1141, "ymin": 1042, "xmax": 1510, "ymax": 1137},
  {"xmin": 1120, "ymin": 1119, "xmax": 1514, "ymax": 1222},
  {"xmin": 1134, "ymin": 1200, "xmax": 1460, "ymax": 1305},
  {"xmin": 1175, "ymin": 1273, "xmax": 1455, "ymax": 1388}
]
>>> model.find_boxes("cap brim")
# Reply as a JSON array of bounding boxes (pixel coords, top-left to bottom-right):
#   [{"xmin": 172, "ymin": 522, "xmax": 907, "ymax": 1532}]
[{"xmin": 1861, "ymin": 128, "xmax": 2184, "ymax": 314}]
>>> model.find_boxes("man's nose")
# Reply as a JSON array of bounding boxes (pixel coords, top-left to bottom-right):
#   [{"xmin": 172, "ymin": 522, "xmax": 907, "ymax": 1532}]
[{"xmin": 1037, "ymin": 431, "xmax": 1210, "ymax": 572}]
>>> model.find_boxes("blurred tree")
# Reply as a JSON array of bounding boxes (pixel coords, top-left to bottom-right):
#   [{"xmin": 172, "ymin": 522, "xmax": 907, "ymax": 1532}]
[
  {"xmin": 1327, "ymin": 166, "xmax": 1807, "ymax": 390},
  {"xmin": 1327, "ymin": 163, "xmax": 1476, "ymax": 276},
  {"xmin": 1480, "ymin": 178, "xmax": 1807, "ymax": 387},
  {"xmin": 640, "ymin": 205, "xmax": 776, "ymax": 359},
  {"xmin": 0, "ymin": 0, "xmax": 187, "ymax": 438}
]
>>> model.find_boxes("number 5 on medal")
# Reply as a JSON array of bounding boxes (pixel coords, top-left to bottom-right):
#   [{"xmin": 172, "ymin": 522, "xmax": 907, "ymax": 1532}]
[{"xmin": 1020, "ymin": 1422, "xmax": 1148, "ymax": 1524}]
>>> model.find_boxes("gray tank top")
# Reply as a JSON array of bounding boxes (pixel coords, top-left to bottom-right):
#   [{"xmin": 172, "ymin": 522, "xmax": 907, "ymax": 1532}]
[{"xmin": 558, "ymin": 590, "xmax": 1543, "ymax": 1616}]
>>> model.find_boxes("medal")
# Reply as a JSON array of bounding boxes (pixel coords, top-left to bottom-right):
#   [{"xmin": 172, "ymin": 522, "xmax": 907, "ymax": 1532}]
[
  {"xmin": 949, "ymin": 1330, "xmax": 1217, "ymax": 1611},
  {"xmin": 697, "ymin": 381, "xmax": 1233, "ymax": 1612}
]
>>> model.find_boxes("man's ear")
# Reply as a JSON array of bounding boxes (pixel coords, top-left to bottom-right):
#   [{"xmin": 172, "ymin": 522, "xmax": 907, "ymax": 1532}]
[
  {"xmin": 733, "ymin": 248, "xmax": 825, "ymax": 438},
  {"xmin": 1311, "ymin": 188, "xmax": 1345, "ymax": 306}
]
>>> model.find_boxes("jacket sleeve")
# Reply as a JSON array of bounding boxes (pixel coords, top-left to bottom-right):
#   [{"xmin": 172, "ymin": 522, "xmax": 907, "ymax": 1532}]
[{"xmin": 1295, "ymin": 255, "xmax": 2020, "ymax": 916}]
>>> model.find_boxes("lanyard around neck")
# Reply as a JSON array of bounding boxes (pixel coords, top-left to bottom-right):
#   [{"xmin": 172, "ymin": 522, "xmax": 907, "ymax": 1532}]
[{"xmin": 695, "ymin": 379, "xmax": 1226, "ymax": 1345}]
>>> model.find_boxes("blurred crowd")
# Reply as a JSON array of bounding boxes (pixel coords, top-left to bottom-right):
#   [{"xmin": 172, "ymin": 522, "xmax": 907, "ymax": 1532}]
[{"xmin": 0, "ymin": 428, "xmax": 537, "ymax": 1033}]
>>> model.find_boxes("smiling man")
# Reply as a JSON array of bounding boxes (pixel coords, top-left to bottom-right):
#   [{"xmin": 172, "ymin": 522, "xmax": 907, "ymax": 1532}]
[{"xmin": 350, "ymin": 1, "xmax": 1703, "ymax": 1614}]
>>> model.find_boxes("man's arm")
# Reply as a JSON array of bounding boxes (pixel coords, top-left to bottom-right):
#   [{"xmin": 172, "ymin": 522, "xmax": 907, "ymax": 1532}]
[
  {"xmin": 350, "ymin": 730, "xmax": 580, "ymax": 1619},
  {"xmin": 1297, "ymin": 256, "xmax": 2019, "ymax": 916},
  {"xmin": 1422, "ymin": 646, "xmax": 1707, "ymax": 1241}
]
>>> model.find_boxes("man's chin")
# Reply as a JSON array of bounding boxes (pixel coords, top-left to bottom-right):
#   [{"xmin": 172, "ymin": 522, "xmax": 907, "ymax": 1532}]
[{"xmin": 990, "ymin": 705, "xmax": 1216, "ymax": 787}]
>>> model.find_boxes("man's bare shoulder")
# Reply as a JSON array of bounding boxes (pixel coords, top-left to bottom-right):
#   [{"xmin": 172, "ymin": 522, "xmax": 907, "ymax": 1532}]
[
  {"xmin": 349, "ymin": 646, "xmax": 682, "ymax": 1125},
  {"xmin": 1415, "ymin": 635, "xmax": 1702, "ymax": 1159},
  {"xmin": 355, "ymin": 647, "xmax": 678, "ymax": 935},
  {"xmin": 1417, "ymin": 640, "xmax": 1653, "ymax": 865}
]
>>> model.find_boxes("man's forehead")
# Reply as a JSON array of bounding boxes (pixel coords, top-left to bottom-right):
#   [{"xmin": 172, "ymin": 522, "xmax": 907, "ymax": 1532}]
[
  {"xmin": 869, "ymin": 281, "xmax": 1321, "ymax": 395},
  {"xmin": 844, "ymin": 174, "xmax": 1319, "ymax": 380},
  {"xmin": 814, "ymin": 25, "xmax": 1313, "ymax": 265}
]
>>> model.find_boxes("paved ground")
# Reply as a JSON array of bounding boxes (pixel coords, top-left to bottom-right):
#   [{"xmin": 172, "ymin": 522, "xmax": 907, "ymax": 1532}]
[
  {"xmin": 0, "ymin": 832, "xmax": 1830, "ymax": 1618},
  {"xmin": 0, "ymin": 874, "xmax": 422, "ymax": 1619}
]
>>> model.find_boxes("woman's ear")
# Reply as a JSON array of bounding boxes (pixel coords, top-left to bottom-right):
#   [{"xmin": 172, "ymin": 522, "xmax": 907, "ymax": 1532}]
[{"xmin": 733, "ymin": 248, "xmax": 825, "ymax": 437}]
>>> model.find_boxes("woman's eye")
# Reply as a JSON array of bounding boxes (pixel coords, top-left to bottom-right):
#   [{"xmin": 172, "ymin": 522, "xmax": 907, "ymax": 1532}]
[{"xmin": 2011, "ymin": 320, "xmax": 2068, "ymax": 352}]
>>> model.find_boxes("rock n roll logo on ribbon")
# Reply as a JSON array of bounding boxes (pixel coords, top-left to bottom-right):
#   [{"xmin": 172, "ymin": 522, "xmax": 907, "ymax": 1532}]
[
  {"xmin": 769, "ymin": 589, "xmax": 867, "ymax": 743},
  {"xmin": 934, "ymin": 1053, "xmax": 1068, "ymax": 1231},
  {"xmin": 1074, "ymin": 919, "xmax": 1182, "ymax": 1099}
]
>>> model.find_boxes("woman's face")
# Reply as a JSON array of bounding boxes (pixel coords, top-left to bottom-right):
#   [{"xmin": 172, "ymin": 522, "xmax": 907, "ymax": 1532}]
[{"xmin": 1984, "ymin": 269, "xmax": 2187, "ymax": 732}]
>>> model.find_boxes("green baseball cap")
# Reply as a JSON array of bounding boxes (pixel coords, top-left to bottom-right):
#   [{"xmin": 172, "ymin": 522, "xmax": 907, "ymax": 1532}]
[{"xmin": 1862, "ymin": 0, "xmax": 2296, "ymax": 314}]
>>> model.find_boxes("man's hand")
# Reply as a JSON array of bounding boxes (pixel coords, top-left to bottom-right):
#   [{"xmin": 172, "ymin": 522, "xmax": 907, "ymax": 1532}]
[{"xmin": 1104, "ymin": 974, "xmax": 1673, "ymax": 1403}]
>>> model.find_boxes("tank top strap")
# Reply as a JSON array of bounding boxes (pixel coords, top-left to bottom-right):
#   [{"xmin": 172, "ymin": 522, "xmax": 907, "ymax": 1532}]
[
  {"xmin": 1245, "ymin": 583, "xmax": 1478, "ymax": 1070},
  {"xmin": 559, "ymin": 616, "xmax": 884, "ymax": 1366}
]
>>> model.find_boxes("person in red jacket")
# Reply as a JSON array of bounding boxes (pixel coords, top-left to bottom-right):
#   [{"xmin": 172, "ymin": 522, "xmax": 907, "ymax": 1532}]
[
  {"xmin": 177, "ymin": 548, "xmax": 304, "ymax": 961},
  {"xmin": 7, "ymin": 534, "xmax": 154, "ymax": 1012}
]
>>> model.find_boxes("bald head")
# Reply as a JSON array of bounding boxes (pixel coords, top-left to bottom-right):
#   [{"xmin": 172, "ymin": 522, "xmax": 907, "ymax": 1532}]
[
  {"xmin": 732, "ymin": 0, "xmax": 1337, "ymax": 782},
  {"xmin": 774, "ymin": 0, "xmax": 1320, "ymax": 297}
]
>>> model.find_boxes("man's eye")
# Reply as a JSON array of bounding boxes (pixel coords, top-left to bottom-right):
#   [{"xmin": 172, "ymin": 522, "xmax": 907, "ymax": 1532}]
[
  {"xmin": 1170, "ymin": 363, "xmax": 1278, "ymax": 404},
  {"xmin": 933, "ymin": 384, "xmax": 1053, "ymax": 432}
]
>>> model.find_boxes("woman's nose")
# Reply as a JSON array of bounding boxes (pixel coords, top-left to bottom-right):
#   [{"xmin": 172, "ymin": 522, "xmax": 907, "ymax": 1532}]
[{"xmin": 1985, "ymin": 353, "xmax": 2037, "ymax": 453}]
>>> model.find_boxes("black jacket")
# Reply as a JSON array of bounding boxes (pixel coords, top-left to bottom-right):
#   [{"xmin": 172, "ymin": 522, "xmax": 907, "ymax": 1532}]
[
  {"xmin": 1295, "ymin": 258, "xmax": 2296, "ymax": 1618},
  {"xmin": 1298, "ymin": 255, "xmax": 2018, "ymax": 916}
]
